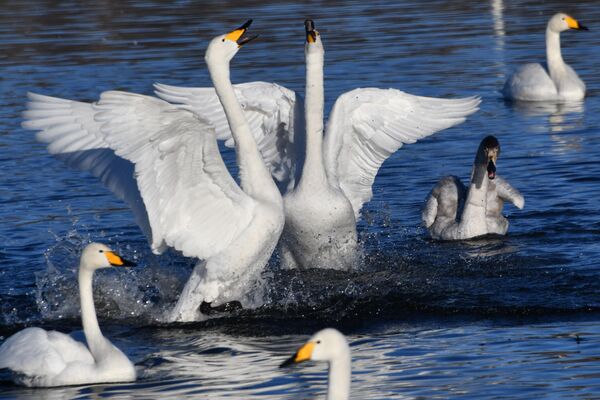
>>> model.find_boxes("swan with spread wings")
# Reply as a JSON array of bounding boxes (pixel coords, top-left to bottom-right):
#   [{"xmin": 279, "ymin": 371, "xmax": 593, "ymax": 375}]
[
  {"xmin": 155, "ymin": 19, "xmax": 481, "ymax": 270},
  {"xmin": 23, "ymin": 21, "xmax": 283, "ymax": 322}
]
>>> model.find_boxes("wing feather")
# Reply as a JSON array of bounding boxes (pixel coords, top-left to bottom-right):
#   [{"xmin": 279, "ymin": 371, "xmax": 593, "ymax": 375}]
[
  {"xmin": 154, "ymin": 81, "xmax": 304, "ymax": 192},
  {"xmin": 324, "ymin": 88, "xmax": 480, "ymax": 218},
  {"xmin": 93, "ymin": 91, "xmax": 256, "ymax": 259}
]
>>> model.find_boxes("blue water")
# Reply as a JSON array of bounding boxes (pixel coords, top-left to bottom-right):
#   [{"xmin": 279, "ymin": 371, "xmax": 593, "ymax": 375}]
[{"xmin": 1, "ymin": 0, "xmax": 600, "ymax": 398}]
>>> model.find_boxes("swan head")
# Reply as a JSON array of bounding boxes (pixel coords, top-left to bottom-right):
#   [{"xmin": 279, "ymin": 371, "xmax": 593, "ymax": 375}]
[
  {"xmin": 548, "ymin": 13, "xmax": 588, "ymax": 33},
  {"xmin": 476, "ymin": 136, "xmax": 500, "ymax": 180},
  {"xmin": 280, "ymin": 328, "xmax": 350, "ymax": 367},
  {"xmin": 304, "ymin": 19, "xmax": 324, "ymax": 54},
  {"xmin": 205, "ymin": 20, "xmax": 257, "ymax": 65},
  {"xmin": 80, "ymin": 243, "xmax": 136, "ymax": 271}
]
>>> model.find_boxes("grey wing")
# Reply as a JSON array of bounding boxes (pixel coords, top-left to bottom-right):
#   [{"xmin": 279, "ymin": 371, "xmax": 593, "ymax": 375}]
[
  {"xmin": 422, "ymin": 176, "xmax": 466, "ymax": 227},
  {"xmin": 494, "ymin": 176, "xmax": 524, "ymax": 209}
]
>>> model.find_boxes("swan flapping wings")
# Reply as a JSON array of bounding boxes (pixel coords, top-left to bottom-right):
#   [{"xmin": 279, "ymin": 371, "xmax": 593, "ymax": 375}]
[
  {"xmin": 159, "ymin": 83, "xmax": 480, "ymax": 218},
  {"xmin": 23, "ymin": 91, "xmax": 259, "ymax": 260}
]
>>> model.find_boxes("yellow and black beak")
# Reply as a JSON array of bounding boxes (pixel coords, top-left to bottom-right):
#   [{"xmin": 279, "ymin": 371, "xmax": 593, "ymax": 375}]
[
  {"xmin": 305, "ymin": 19, "xmax": 317, "ymax": 43},
  {"xmin": 280, "ymin": 341, "xmax": 315, "ymax": 368},
  {"xmin": 105, "ymin": 251, "xmax": 136, "ymax": 267},
  {"xmin": 225, "ymin": 19, "xmax": 259, "ymax": 47},
  {"xmin": 566, "ymin": 16, "xmax": 588, "ymax": 31}
]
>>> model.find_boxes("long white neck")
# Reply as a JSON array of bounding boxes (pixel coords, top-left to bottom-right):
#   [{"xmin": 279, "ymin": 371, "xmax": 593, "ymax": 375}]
[
  {"xmin": 327, "ymin": 353, "xmax": 351, "ymax": 400},
  {"xmin": 299, "ymin": 44, "xmax": 327, "ymax": 188},
  {"xmin": 78, "ymin": 266, "xmax": 110, "ymax": 360},
  {"xmin": 207, "ymin": 60, "xmax": 280, "ymax": 202},
  {"xmin": 546, "ymin": 27, "xmax": 566, "ymax": 82},
  {"xmin": 459, "ymin": 154, "xmax": 490, "ymax": 237}
]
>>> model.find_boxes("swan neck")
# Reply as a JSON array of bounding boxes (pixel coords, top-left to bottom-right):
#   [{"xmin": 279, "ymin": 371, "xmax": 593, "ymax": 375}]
[
  {"xmin": 78, "ymin": 266, "xmax": 108, "ymax": 360},
  {"xmin": 546, "ymin": 28, "xmax": 565, "ymax": 79},
  {"xmin": 207, "ymin": 60, "xmax": 280, "ymax": 200},
  {"xmin": 327, "ymin": 354, "xmax": 351, "ymax": 400},
  {"xmin": 300, "ymin": 46, "xmax": 327, "ymax": 186},
  {"xmin": 459, "ymin": 158, "xmax": 489, "ymax": 230}
]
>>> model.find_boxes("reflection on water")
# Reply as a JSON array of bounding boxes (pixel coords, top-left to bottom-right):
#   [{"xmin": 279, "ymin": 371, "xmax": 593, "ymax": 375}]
[{"xmin": 507, "ymin": 99, "xmax": 586, "ymax": 153}]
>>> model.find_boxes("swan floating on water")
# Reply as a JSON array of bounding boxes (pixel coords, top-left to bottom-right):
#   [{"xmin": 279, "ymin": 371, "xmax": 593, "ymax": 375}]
[
  {"xmin": 502, "ymin": 13, "xmax": 587, "ymax": 102},
  {"xmin": 22, "ymin": 21, "xmax": 284, "ymax": 322},
  {"xmin": 281, "ymin": 328, "xmax": 351, "ymax": 400},
  {"xmin": 155, "ymin": 19, "xmax": 481, "ymax": 270},
  {"xmin": 0, "ymin": 243, "xmax": 136, "ymax": 387},
  {"xmin": 422, "ymin": 136, "xmax": 524, "ymax": 240}
]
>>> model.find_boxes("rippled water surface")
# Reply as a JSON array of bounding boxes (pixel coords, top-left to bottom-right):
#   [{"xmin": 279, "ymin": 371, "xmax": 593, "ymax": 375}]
[{"xmin": 1, "ymin": 0, "xmax": 600, "ymax": 398}]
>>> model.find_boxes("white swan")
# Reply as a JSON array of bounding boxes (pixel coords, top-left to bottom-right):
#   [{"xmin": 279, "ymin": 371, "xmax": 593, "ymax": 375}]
[
  {"xmin": 0, "ymin": 243, "xmax": 136, "ymax": 387},
  {"xmin": 281, "ymin": 328, "xmax": 351, "ymax": 400},
  {"xmin": 503, "ymin": 13, "xmax": 587, "ymax": 101},
  {"xmin": 155, "ymin": 19, "xmax": 481, "ymax": 270},
  {"xmin": 422, "ymin": 136, "xmax": 524, "ymax": 240},
  {"xmin": 22, "ymin": 21, "xmax": 284, "ymax": 322}
]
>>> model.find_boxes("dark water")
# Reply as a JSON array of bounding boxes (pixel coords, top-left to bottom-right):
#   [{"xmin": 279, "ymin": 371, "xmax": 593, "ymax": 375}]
[{"xmin": 1, "ymin": 0, "xmax": 600, "ymax": 398}]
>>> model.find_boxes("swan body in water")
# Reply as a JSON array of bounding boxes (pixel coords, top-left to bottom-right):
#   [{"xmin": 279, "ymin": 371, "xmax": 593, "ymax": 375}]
[
  {"xmin": 281, "ymin": 328, "xmax": 351, "ymax": 400},
  {"xmin": 0, "ymin": 243, "xmax": 136, "ymax": 387},
  {"xmin": 422, "ymin": 136, "xmax": 524, "ymax": 240},
  {"xmin": 23, "ymin": 21, "xmax": 284, "ymax": 322},
  {"xmin": 503, "ymin": 13, "xmax": 587, "ymax": 102},
  {"xmin": 156, "ymin": 19, "xmax": 481, "ymax": 270}
]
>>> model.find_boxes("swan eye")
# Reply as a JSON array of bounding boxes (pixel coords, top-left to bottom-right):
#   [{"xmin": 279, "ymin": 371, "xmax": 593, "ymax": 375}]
[
  {"xmin": 222, "ymin": 39, "xmax": 225, "ymax": 42},
  {"xmin": 99, "ymin": 249, "xmax": 104, "ymax": 253},
  {"xmin": 316, "ymin": 340, "xmax": 321, "ymax": 344}
]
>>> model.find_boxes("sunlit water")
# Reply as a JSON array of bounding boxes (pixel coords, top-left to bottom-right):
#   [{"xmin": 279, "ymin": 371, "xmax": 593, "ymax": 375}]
[{"xmin": 1, "ymin": 0, "xmax": 600, "ymax": 398}]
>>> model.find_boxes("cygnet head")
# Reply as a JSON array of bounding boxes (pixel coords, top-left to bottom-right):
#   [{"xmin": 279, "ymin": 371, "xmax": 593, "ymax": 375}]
[
  {"xmin": 476, "ymin": 136, "xmax": 500, "ymax": 180},
  {"xmin": 305, "ymin": 19, "xmax": 324, "ymax": 54},
  {"xmin": 205, "ymin": 20, "xmax": 257, "ymax": 66},
  {"xmin": 80, "ymin": 243, "xmax": 136, "ymax": 272},
  {"xmin": 280, "ymin": 328, "xmax": 350, "ymax": 367},
  {"xmin": 548, "ymin": 13, "xmax": 588, "ymax": 33}
]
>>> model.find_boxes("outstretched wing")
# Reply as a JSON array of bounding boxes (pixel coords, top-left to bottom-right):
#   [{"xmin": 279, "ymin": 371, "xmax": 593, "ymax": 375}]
[
  {"xmin": 92, "ymin": 91, "xmax": 257, "ymax": 259},
  {"xmin": 22, "ymin": 93, "xmax": 154, "ymax": 247},
  {"xmin": 154, "ymin": 81, "xmax": 304, "ymax": 192},
  {"xmin": 324, "ymin": 88, "xmax": 480, "ymax": 218},
  {"xmin": 495, "ymin": 176, "xmax": 524, "ymax": 209}
]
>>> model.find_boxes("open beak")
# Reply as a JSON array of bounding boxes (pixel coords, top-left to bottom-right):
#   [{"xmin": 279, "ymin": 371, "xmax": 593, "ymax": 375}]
[
  {"xmin": 487, "ymin": 158, "xmax": 496, "ymax": 180},
  {"xmin": 566, "ymin": 16, "xmax": 588, "ymax": 31},
  {"xmin": 280, "ymin": 341, "xmax": 315, "ymax": 368},
  {"xmin": 305, "ymin": 19, "xmax": 317, "ymax": 43},
  {"xmin": 105, "ymin": 251, "xmax": 136, "ymax": 267},
  {"xmin": 225, "ymin": 19, "xmax": 259, "ymax": 47}
]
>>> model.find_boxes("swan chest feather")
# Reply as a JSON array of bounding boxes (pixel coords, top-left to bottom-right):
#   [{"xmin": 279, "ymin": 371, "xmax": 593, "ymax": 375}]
[{"xmin": 281, "ymin": 186, "xmax": 357, "ymax": 270}]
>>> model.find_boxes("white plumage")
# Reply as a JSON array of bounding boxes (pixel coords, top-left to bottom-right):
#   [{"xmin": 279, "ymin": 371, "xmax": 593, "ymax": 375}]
[
  {"xmin": 22, "ymin": 21, "xmax": 284, "ymax": 322},
  {"xmin": 0, "ymin": 243, "xmax": 136, "ymax": 387},
  {"xmin": 503, "ymin": 13, "xmax": 587, "ymax": 101},
  {"xmin": 156, "ymin": 20, "xmax": 481, "ymax": 270}
]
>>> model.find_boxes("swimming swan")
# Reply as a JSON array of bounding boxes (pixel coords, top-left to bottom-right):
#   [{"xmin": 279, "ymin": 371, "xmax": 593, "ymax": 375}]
[
  {"xmin": 281, "ymin": 328, "xmax": 351, "ymax": 400},
  {"xmin": 503, "ymin": 13, "xmax": 587, "ymax": 101},
  {"xmin": 422, "ymin": 136, "xmax": 524, "ymax": 240},
  {"xmin": 22, "ymin": 21, "xmax": 284, "ymax": 322},
  {"xmin": 155, "ymin": 19, "xmax": 481, "ymax": 270},
  {"xmin": 0, "ymin": 243, "xmax": 136, "ymax": 387}
]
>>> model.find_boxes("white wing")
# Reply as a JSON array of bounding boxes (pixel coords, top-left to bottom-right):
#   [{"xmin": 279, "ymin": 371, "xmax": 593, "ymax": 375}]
[
  {"xmin": 0, "ymin": 328, "xmax": 93, "ymax": 381},
  {"xmin": 154, "ymin": 81, "xmax": 304, "ymax": 192},
  {"xmin": 91, "ymin": 91, "xmax": 257, "ymax": 259},
  {"xmin": 324, "ymin": 88, "xmax": 481, "ymax": 218},
  {"xmin": 22, "ymin": 92, "xmax": 154, "ymax": 247}
]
